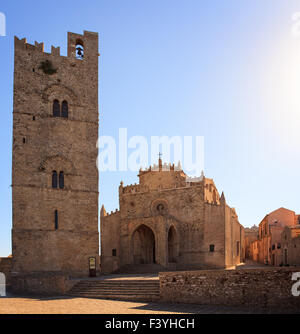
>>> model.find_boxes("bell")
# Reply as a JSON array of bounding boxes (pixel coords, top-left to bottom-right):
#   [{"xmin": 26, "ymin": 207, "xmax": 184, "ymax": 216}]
[{"xmin": 76, "ymin": 47, "xmax": 83, "ymax": 56}]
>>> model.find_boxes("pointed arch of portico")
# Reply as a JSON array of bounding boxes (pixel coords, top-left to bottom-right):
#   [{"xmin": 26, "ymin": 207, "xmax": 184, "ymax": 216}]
[
  {"xmin": 167, "ymin": 224, "xmax": 179, "ymax": 263},
  {"xmin": 130, "ymin": 223, "xmax": 157, "ymax": 265}
]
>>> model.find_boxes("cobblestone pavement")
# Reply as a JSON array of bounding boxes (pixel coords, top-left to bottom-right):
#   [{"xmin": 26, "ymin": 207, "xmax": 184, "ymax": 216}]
[{"xmin": 0, "ymin": 294, "xmax": 291, "ymax": 314}]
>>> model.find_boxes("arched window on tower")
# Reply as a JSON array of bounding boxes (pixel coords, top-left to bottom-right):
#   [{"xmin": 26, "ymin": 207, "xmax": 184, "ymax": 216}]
[
  {"xmin": 53, "ymin": 100, "xmax": 60, "ymax": 117},
  {"xmin": 52, "ymin": 171, "xmax": 58, "ymax": 188},
  {"xmin": 75, "ymin": 39, "xmax": 84, "ymax": 60},
  {"xmin": 59, "ymin": 171, "xmax": 64, "ymax": 189},
  {"xmin": 61, "ymin": 101, "xmax": 68, "ymax": 118}
]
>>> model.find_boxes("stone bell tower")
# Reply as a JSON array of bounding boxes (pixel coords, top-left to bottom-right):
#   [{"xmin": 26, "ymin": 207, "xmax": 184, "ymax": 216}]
[{"xmin": 12, "ymin": 31, "xmax": 100, "ymax": 278}]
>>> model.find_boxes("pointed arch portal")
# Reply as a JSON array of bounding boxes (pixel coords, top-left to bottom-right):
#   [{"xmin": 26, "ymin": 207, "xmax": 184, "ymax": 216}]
[
  {"xmin": 132, "ymin": 225, "xmax": 155, "ymax": 264},
  {"xmin": 168, "ymin": 225, "xmax": 179, "ymax": 263}
]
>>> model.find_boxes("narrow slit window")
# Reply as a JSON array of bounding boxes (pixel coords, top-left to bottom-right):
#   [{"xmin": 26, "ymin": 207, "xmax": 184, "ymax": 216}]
[{"xmin": 54, "ymin": 210, "xmax": 58, "ymax": 230}]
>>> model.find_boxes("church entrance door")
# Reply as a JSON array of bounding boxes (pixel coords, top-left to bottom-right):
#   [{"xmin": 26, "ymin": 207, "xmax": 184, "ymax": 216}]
[{"xmin": 132, "ymin": 225, "xmax": 156, "ymax": 264}]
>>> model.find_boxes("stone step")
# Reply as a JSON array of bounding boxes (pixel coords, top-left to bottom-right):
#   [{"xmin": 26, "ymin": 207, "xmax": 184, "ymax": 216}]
[
  {"xmin": 71, "ymin": 289, "xmax": 159, "ymax": 294},
  {"xmin": 69, "ymin": 290, "xmax": 159, "ymax": 296},
  {"xmin": 69, "ymin": 285, "xmax": 159, "ymax": 291},
  {"xmin": 68, "ymin": 278, "xmax": 160, "ymax": 302},
  {"xmin": 72, "ymin": 283, "xmax": 159, "ymax": 288},
  {"xmin": 72, "ymin": 286, "xmax": 159, "ymax": 291},
  {"xmin": 67, "ymin": 293, "xmax": 160, "ymax": 302},
  {"xmin": 69, "ymin": 279, "xmax": 160, "ymax": 285},
  {"xmin": 118, "ymin": 264, "xmax": 166, "ymax": 274},
  {"xmin": 75, "ymin": 281, "xmax": 159, "ymax": 285},
  {"xmin": 71, "ymin": 286, "xmax": 159, "ymax": 289}
]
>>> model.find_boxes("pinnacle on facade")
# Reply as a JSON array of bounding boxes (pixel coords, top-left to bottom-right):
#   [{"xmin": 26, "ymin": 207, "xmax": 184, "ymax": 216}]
[
  {"xmin": 220, "ymin": 191, "xmax": 226, "ymax": 204},
  {"xmin": 100, "ymin": 205, "xmax": 107, "ymax": 217}
]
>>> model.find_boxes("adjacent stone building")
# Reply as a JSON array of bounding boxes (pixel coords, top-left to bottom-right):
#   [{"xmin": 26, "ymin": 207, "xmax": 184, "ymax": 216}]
[
  {"xmin": 11, "ymin": 31, "xmax": 100, "ymax": 281},
  {"xmin": 101, "ymin": 158, "xmax": 245, "ymax": 274},
  {"xmin": 281, "ymin": 225, "xmax": 300, "ymax": 266},
  {"xmin": 250, "ymin": 208, "xmax": 300, "ymax": 266}
]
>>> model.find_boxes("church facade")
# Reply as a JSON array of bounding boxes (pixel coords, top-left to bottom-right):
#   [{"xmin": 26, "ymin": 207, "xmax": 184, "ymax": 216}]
[{"xmin": 101, "ymin": 158, "xmax": 245, "ymax": 273}]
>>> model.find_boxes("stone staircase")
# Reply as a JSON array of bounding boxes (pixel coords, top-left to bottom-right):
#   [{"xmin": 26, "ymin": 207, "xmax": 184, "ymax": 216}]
[
  {"xmin": 67, "ymin": 279, "xmax": 160, "ymax": 302},
  {"xmin": 118, "ymin": 264, "xmax": 168, "ymax": 274}
]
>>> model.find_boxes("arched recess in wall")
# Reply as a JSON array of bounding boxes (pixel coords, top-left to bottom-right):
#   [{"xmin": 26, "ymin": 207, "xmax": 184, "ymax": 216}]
[
  {"xmin": 168, "ymin": 225, "xmax": 179, "ymax": 263},
  {"xmin": 131, "ymin": 224, "xmax": 156, "ymax": 265}
]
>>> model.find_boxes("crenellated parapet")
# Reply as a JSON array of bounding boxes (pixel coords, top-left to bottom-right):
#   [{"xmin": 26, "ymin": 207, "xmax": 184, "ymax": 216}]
[
  {"xmin": 14, "ymin": 30, "xmax": 99, "ymax": 60},
  {"xmin": 120, "ymin": 183, "xmax": 143, "ymax": 194},
  {"xmin": 105, "ymin": 209, "xmax": 120, "ymax": 217},
  {"xmin": 139, "ymin": 161, "xmax": 182, "ymax": 175},
  {"xmin": 14, "ymin": 36, "xmax": 62, "ymax": 57}
]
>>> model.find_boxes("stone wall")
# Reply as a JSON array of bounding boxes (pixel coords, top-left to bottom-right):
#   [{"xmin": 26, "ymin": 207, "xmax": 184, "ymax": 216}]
[
  {"xmin": 11, "ymin": 272, "xmax": 78, "ymax": 295},
  {"xmin": 100, "ymin": 208, "xmax": 121, "ymax": 274},
  {"xmin": 282, "ymin": 226, "xmax": 300, "ymax": 266},
  {"xmin": 159, "ymin": 268, "xmax": 300, "ymax": 311}
]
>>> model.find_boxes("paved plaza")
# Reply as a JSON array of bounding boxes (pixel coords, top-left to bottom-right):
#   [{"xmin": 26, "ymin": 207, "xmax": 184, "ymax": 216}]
[
  {"xmin": 1, "ymin": 262, "xmax": 296, "ymax": 314},
  {"xmin": 0, "ymin": 293, "xmax": 292, "ymax": 314}
]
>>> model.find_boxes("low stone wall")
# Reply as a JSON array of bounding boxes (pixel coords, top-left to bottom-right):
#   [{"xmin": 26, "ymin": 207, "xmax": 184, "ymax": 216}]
[
  {"xmin": 11, "ymin": 272, "xmax": 78, "ymax": 296},
  {"xmin": 0, "ymin": 257, "xmax": 12, "ymax": 285},
  {"xmin": 159, "ymin": 267, "xmax": 300, "ymax": 311}
]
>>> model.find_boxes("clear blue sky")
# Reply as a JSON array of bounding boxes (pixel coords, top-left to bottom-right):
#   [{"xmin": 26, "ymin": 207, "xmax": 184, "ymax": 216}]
[{"xmin": 1, "ymin": 0, "xmax": 300, "ymax": 256}]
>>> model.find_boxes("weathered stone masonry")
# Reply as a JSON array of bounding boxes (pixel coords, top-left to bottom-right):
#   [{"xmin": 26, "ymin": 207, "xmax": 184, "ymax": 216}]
[
  {"xmin": 101, "ymin": 159, "xmax": 245, "ymax": 274},
  {"xmin": 11, "ymin": 31, "xmax": 100, "ymax": 284},
  {"xmin": 159, "ymin": 268, "xmax": 300, "ymax": 311}
]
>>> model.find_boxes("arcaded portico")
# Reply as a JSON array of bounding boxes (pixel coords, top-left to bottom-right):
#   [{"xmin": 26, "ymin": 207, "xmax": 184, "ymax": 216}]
[{"xmin": 100, "ymin": 158, "xmax": 245, "ymax": 274}]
